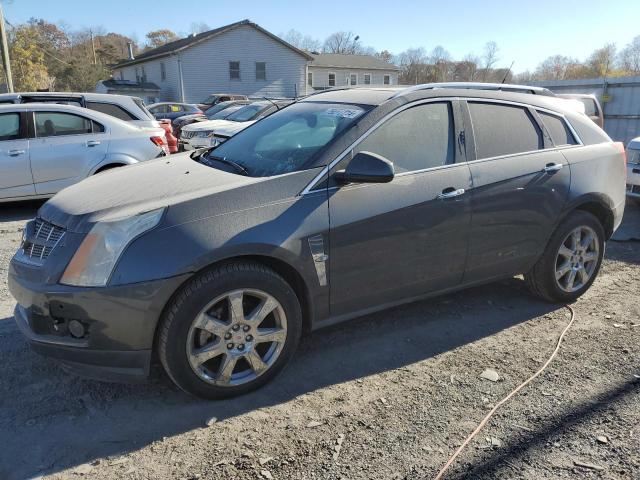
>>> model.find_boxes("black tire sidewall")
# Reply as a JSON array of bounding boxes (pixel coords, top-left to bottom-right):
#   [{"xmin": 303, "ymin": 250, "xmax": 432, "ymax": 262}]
[
  {"xmin": 160, "ymin": 265, "xmax": 302, "ymax": 399},
  {"xmin": 539, "ymin": 211, "xmax": 605, "ymax": 302}
]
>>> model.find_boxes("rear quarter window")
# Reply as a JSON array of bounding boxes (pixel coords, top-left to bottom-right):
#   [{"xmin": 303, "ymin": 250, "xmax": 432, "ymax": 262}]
[
  {"xmin": 468, "ymin": 102, "xmax": 542, "ymax": 159},
  {"xmin": 86, "ymin": 101, "xmax": 137, "ymax": 121},
  {"xmin": 538, "ymin": 111, "xmax": 577, "ymax": 147}
]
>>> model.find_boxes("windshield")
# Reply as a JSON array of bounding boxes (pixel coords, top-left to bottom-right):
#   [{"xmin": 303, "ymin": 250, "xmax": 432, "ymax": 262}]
[
  {"xmin": 226, "ymin": 103, "xmax": 268, "ymax": 122},
  {"xmin": 202, "ymin": 95, "xmax": 219, "ymax": 104},
  {"xmin": 209, "ymin": 105, "xmax": 243, "ymax": 120},
  {"xmin": 205, "ymin": 102, "xmax": 234, "ymax": 117},
  {"xmin": 206, "ymin": 102, "xmax": 368, "ymax": 177}
]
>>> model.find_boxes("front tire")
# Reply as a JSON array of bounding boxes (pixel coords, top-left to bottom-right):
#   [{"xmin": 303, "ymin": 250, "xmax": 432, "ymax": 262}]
[
  {"xmin": 525, "ymin": 211, "xmax": 605, "ymax": 303},
  {"xmin": 158, "ymin": 262, "xmax": 302, "ymax": 399}
]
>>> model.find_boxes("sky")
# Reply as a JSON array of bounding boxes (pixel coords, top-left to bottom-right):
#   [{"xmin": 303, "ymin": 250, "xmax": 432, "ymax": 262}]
[{"xmin": 6, "ymin": 0, "xmax": 640, "ymax": 72}]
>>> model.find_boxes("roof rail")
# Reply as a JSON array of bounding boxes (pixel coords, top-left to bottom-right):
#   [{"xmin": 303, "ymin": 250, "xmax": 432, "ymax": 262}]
[{"xmin": 392, "ymin": 82, "xmax": 555, "ymax": 98}]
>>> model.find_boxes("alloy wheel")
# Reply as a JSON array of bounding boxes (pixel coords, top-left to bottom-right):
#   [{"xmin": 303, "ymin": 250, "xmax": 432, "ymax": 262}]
[
  {"xmin": 554, "ymin": 226, "xmax": 599, "ymax": 293},
  {"xmin": 186, "ymin": 289, "xmax": 287, "ymax": 386}
]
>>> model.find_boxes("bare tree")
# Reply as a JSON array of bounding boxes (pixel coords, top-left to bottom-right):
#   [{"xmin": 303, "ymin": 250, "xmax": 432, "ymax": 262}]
[
  {"xmin": 189, "ymin": 22, "xmax": 210, "ymax": 35},
  {"xmin": 280, "ymin": 29, "xmax": 321, "ymax": 52},
  {"xmin": 323, "ymin": 31, "xmax": 362, "ymax": 54},
  {"xmin": 535, "ymin": 55, "xmax": 577, "ymax": 80},
  {"xmin": 397, "ymin": 47, "xmax": 428, "ymax": 84},
  {"xmin": 377, "ymin": 50, "xmax": 394, "ymax": 64},
  {"xmin": 587, "ymin": 43, "xmax": 616, "ymax": 78},
  {"xmin": 619, "ymin": 35, "xmax": 640, "ymax": 74},
  {"xmin": 481, "ymin": 41, "xmax": 499, "ymax": 81},
  {"xmin": 461, "ymin": 53, "xmax": 480, "ymax": 81}
]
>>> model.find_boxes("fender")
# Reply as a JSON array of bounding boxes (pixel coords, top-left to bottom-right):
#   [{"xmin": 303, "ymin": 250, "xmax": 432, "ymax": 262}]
[{"xmin": 89, "ymin": 154, "xmax": 139, "ymax": 175}]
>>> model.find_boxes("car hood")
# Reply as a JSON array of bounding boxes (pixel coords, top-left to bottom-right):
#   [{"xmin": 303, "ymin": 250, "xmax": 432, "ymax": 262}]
[
  {"xmin": 185, "ymin": 119, "xmax": 239, "ymax": 132},
  {"xmin": 214, "ymin": 121, "xmax": 255, "ymax": 137},
  {"xmin": 38, "ymin": 152, "xmax": 263, "ymax": 233}
]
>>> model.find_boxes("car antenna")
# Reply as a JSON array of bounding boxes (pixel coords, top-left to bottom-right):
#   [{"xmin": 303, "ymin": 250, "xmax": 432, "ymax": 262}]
[
  {"xmin": 262, "ymin": 96, "xmax": 280, "ymax": 109},
  {"xmin": 501, "ymin": 61, "xmax": 515, "ymax": 84}
]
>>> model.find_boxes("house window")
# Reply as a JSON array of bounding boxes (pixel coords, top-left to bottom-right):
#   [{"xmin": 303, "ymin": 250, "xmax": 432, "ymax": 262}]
[
  {"xmin": 364, "ymin": 73, "xmax": 371, "ymax": 85},
  {"xmin": 119, "ymin": 70, "xmax": 124, "ymax": 80},
  {"xmin": 135, "ymin": 67, "xmax": 140, "ymax": 82},
  {"xmin": 256, "ymin": 62, "xmax": 266, "ymax": 80},
  {"xmin": 350, "ymin": 73, "xmax": 357, "ymax": 85},
  {"xmin": 140, "ymin": 66, "xmax": 147, "ymax": 82},
  {"xmin": 328, "ymin": 72, "xmax": 336, "ymax": 87},
  {"xmin": 384, "ymin": 74, "xmax": 391, "ymax": 85},
  {"xmin": 160, "ymin": 62, "xmax": 166, "ymax": 81},
  {"xmin": 229, "ymin": 61, "xmax": 240, "ymax": 80},
  {"xmin": 307, "ymin": 71, "xmax": 313, "ymax": 86}
]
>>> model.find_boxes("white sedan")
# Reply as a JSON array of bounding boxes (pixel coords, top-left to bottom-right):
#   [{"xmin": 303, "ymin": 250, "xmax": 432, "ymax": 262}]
[
  {"xmin": 181, "ymin": 100, "xmax": 292, "ymax": 149},
  {"xmin": 0, "ymin": 103, "xmax": 168, "ymax": 202}
]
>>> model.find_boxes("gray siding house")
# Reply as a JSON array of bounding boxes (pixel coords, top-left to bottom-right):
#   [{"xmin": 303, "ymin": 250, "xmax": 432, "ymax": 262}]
[
  {"xmin": 111, "ymin": 20, "xmax": 399, "ymax": 102},
  {"xmin": 307, "ymin": 53, "xmax": 400, "ymax": 90}
]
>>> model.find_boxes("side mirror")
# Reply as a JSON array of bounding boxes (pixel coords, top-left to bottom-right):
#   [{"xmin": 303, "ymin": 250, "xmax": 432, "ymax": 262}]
[{"xmin": 334, "ymin": 151, "xmax": 395, "ymax": 184}]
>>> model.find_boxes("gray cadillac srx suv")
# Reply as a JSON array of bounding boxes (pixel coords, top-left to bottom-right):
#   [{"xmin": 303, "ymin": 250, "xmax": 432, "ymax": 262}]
[{"xmin": 8, "ymin": 85, "xmax": 626, "ymax": 399}]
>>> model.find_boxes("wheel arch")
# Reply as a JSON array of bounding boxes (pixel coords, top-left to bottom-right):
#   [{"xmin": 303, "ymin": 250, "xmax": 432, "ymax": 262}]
[{"xmin": 563, "ymin": 193, "xmax": 615, "ymax": 239}]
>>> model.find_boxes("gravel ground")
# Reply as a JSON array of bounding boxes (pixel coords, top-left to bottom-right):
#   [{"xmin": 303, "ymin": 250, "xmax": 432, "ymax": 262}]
[{"xmin": 0, "ymin": 200, "xmax": 638, "ymax": 480}]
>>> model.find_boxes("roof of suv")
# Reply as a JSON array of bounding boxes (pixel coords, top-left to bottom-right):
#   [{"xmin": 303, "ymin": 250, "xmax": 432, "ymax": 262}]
[{"xmin": 302, "ymin": 84, "xmax": 575, "ymax": 113}]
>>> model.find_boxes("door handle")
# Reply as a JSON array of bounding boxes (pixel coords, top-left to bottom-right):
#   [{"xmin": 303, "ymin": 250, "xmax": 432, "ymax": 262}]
[
  {"xmin": 86, "ymin": 140, "xmax": 101, "ymax": 147},
  {"xmin": 543, "ymin": 163, "xmax": 563, "ymax": 173},
  {"xmin": 8, "ymin": 149, "xmax": 25, "ymax": 156},
  {"xmin": 438, "ymin": 188, "xmax": 466, "ymax": 199}
]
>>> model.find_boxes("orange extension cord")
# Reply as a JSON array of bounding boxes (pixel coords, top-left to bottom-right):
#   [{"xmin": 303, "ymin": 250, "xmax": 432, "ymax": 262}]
[{"xmin": 434, "ymin": 305, "xmax": 576, "ymax": 480}]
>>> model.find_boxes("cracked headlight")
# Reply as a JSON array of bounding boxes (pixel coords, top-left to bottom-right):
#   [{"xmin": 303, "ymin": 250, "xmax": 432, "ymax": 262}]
[{"xmin": 60, "ymin": 208, "xmax": 165, "ymax": 287}]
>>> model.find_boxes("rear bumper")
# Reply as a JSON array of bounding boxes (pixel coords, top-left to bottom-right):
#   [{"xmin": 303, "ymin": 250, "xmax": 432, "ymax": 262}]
[{"xmin": 8, "ymin": 264, "xmax": 189, "ymax": 381}]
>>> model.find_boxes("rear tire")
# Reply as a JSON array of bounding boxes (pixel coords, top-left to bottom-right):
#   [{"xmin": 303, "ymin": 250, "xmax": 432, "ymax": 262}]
[
  {"xmin": 158, "ymin": 261, "xmax": 302, "ymax": 399},
  {"xmin": 525, "ymin": 211, "xmax": 604, "ymax": 303}
]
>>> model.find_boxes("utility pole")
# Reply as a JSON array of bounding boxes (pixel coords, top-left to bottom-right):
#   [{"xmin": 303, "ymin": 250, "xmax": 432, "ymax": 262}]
[
  {"xmin": 0, "ymin": 3, "xmax": 13, "ymax": 93},
  {"xmin": 90, "ymin": 29, "xmax": 97, "ymax": 65}
]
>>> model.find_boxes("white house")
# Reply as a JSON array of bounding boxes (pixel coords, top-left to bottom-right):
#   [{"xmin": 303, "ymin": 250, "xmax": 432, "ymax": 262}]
[{"xmin": 110, "ymin": 20, "xmax": 399, "ymax": 102}]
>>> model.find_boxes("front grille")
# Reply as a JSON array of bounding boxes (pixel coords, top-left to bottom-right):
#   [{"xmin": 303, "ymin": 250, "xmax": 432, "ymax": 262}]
[
  {"xmin": 20, "ymin": 218, "xmax": 66, "ymax": 263},
  {"xmin": 181, "ymin": 130, "xmax": 196, "ymax": 139}
]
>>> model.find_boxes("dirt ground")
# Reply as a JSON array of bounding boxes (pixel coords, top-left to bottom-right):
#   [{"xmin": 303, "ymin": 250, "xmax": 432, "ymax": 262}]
[{"xmin": 0, "ymin": 200, "xmax": 638, "ymax": 480}]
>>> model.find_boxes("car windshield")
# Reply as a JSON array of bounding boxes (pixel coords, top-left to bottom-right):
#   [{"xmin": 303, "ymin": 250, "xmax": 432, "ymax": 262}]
[
  {"xmin": 225, "ymin": 103, "xmax": 268, "ymax": 122},
  {"xmin": 205, "ymin": 102, "xmax": 234, "ymax": 117},
  {"xmin": 202, "ymin": 95, "xmax": 220, "ymax": 104},
  {"xmin": 205, "ymin": 102, "xmax": 368, "ymax": 177},
  {"xmin": 209, "ymin": 105, "xmax": 243, "ymax": 120}
]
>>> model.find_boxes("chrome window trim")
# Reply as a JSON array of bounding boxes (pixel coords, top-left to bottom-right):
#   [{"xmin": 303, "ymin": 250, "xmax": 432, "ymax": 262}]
[{"xmin": 300, "ymin": 96, "xmax": 584, "ymax": 196}]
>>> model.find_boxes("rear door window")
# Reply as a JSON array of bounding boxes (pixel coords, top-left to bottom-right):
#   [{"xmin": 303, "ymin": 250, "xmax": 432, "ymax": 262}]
[
  {"xmin": 538, "ymin": 111, "xmax": 577, "ymax": 147},
  {"xmin": 34, "ymin": 112, "xmax": 94, "ymax": 137},
  {"xmin": 355, "ymin": 102, "xmax": 454, "ymax": 173},
  {"xmin": 468, "ymin": 102, "xmax": 542, "ymax": 159},
  {"xmin": 580, "ymin": 98, "xmax": 598, "ymax": 116},
  {"xmin": 86, "ymin": 101, "xmax": 137, "ymax": 121},
  {"xmin": 0, "ymin": 113, "xmax": 21, "ymax": 140}
]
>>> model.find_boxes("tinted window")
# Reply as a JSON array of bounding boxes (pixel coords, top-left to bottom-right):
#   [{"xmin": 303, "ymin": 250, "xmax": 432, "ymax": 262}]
[
  {"xmin": 355, "ymin": 102, "xmax": 454, "ymax": 174},
  {"xmin": 35, "ymin": 112, "xmax": 93, "ymax": 137},
  {"xmin": 539, "ymin": 111, "xmax": 577, "ymax": 146},
  {"xmin": 226, "ymin": 104, "xmax": 267, "ymax": 122},
  {"xmin": 86, "ymin": 101, "xmax": 137, "ymax": 121},
  {"xmin": 469, "ymin": 102, "xmax": 542, "ymax": 159},
  {"xmin": 0, "ymin": 113, "xmax": 20, "ymax": 140}
]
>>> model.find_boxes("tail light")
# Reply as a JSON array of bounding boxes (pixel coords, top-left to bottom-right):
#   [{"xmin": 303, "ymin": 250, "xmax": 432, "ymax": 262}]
[
  {"xmin": 151, "ymin": 135, "xmax": 170, "ymax": 155},
  {"xmin": 613, "ymin": 142, "xmax": 627, "ymax": 183}
]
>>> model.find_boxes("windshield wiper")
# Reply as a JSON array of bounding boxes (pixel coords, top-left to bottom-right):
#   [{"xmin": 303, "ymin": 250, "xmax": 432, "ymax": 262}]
[{"xmin": 205, "ymin": 154, "xmax": 250, "ymax": 176}]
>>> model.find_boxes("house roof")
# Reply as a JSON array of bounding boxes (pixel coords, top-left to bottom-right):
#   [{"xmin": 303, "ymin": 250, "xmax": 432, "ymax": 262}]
[
  {"xmin": 309, "ymin": 53, "xmax": 400, "ymax": 71},
  {"xmin": 100, "ymin": 79, "xmax": 160, "ymax": 91},
  {"xmin": 114, "ymin": 20, "xmax": 313, "ymax": 68}
]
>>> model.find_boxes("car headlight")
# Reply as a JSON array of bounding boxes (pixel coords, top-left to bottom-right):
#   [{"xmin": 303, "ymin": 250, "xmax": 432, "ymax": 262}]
[{"xmin": 60, "ymin": 208, "xmax": 164, "ymax": 287}]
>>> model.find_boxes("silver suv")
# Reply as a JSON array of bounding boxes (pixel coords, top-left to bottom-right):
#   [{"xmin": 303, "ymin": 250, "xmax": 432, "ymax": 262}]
[{"xmin": 0, "ymin": 92, "xmax": 159, "ymax": 129}]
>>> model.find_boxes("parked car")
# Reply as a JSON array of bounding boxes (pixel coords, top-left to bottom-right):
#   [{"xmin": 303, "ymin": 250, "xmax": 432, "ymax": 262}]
[
  {"xmin": 0, "ymin": 92, "xmax": 160, "ymax": 129},
  {"xmin": 626, "ymin": 136, "xmax": 640, "ymax": 202},
  {"xmin": 172, "ymin": 100, "xmax": 250, "ymax": 138},
  {"xmin": 182, "ymin": 100, "xmax": 292, "ymax": 149},
  {"xmin": 147, "ymin": 102, "xmax": 202, "ymax": 121},
  {"xmin": 175, "ymin": 105, "xmax": 246, "ymax": 151},
  {"xmin": 558, "ymin": 93, "xmax": 604, "ymax": 128},
  {"xmin": 159, "ymin": 119, "xmax": 178, "ymax": 154},
  {"xmin": 198, "ymin": 93, "xmax": 248, "ymax": 110},
  {"xmin": 0, "ymin": 103, "xmax": 167, "ymax": 202},
  {"xmin": 9, "ymin": 85, "xmax": 625, "ymax": 399}
]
